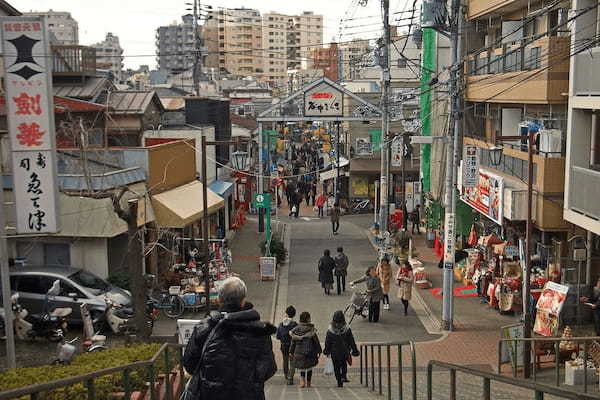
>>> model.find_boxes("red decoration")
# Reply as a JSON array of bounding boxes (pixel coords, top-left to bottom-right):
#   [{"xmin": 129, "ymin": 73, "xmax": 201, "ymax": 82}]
[
  {"xmin": 16, "ymin": 122, "xmax": 44, "ymax": 147},
  {"xmin": 13, "ymin": 93, "xmax": 42, "ymax": 116}
]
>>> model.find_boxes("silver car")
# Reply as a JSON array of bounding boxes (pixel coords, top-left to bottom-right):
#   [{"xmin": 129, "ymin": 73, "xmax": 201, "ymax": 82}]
[{"xmin": 7, "ymin": 265, "xmax": 132, "ymax": 326}]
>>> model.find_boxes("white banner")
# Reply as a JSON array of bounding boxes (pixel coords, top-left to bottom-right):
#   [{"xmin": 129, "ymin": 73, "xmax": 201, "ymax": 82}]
[
  {"xmin": 2, "ymin": 17, "xmax": 59, "ymax": 233},
  {"xmin": 462, "ymin": 145, "xmax": 479, "ymax": 188},
  {"xmin": 443, "ymin": 213, "xmax": 455, "ymax": 267},
  {"xmin": 391, "ymin": 137, "xmax": 402, "ymax": 167}
]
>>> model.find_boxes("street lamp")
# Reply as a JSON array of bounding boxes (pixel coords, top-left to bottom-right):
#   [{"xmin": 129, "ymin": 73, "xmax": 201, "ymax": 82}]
[
  {"xmin": 231, "ymin": 150, "xmax": 249, "ymax": 171},
  {"xmin": 489, "ymin": 146, "xmax": 503, "ymax": 167}
]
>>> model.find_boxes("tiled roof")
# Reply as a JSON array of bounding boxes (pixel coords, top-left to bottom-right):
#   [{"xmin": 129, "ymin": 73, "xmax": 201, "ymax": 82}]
[
  {"xmin": 107, "ymin": 90, "xmax": 164, "ymax": 114},
  {"xmin": 230, "ymin": 113, "xmax": 258, "ymax": 131},
  {"xmin": 53, "ymin": 77, "xmax": 113, "ymax": 101}
]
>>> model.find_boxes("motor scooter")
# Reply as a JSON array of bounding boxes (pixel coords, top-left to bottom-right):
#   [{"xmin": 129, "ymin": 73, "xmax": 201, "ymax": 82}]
[
  {"xmin": 16, "ymin": 280, "xmax": 72, "ymax": 342},
  {"xmin": 105, "ymin": 296, "xmax": 155, "ymax": 334}
]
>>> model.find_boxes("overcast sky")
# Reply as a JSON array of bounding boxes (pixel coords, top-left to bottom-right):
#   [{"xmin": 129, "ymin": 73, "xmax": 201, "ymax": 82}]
[{"xmin": 16, "ymin": 0, "xmax": 416, "ymax": 69}]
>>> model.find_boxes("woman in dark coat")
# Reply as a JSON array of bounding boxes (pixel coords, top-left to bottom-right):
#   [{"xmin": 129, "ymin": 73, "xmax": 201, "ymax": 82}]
[
  {"xmin": 289, "ymin": 311, "xmax": 322, "ymax": 388},
  {"xmin": 318, "ymin": 249, "xmax": 336, "ymax": 295},
  {"xmin": 323, "ymin": 311, "xmax": 360, "ymax": 387}
]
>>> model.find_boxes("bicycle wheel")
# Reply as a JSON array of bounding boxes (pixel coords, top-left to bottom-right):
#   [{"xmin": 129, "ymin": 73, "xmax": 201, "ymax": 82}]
[
  {"xmin": 343, "ymin": 304, "xmax": 356, "ymax": 325},
  {"xmin": 161, "ymin": 294, "xmax": 185, "ymax": 318}
]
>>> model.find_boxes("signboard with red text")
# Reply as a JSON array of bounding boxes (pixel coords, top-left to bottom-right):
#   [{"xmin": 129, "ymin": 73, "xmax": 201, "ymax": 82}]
[
  {"xmin": 304, "ymin": 82, "xmax": 343, "ymax": 117},
  {"xmin": 2, "ymin": 17, "xmax": 59, "ymax": 233}
]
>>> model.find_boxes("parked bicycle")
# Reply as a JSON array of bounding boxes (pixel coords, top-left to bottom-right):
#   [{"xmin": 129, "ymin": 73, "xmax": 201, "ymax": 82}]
[
  {"xmin": 351, "ymin": 198, "xmax": 371, "ymax": 214},
  {"xmin": 145, "ymin": 275, "xmax": 185, "ymax": 319},
  {"xmin": 343, "ymin": 291, "xmax": 369, "ymax": 324}
]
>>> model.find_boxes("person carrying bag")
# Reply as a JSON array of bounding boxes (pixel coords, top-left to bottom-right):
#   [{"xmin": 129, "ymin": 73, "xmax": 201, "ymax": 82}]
[{"xmin": 323, "ymin": 311, "xmax": 360, "ymax": 388}]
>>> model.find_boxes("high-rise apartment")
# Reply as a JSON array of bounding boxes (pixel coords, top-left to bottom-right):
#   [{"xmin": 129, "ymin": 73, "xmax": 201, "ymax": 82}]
[
  {"xmin": 155, "ymin": 14, "xmax": 197, "ymax": 76},
  {"xmin": 339, "ymin": 38, "xmax": 371, "ymax": 81},
  {"xmin": 23, "ymin": 10, "xmax": 78, "ymax": 44},
  {"xmin": 263, "ymin": 12, "xmax": 290, "ymax": 89},
  {"xmin": 93, "ymin": 32, "xmax": 124, "ymax": 83},
  {"xmin": 286, "ymin": 11, "xmax": 324, "ymax": 71}
]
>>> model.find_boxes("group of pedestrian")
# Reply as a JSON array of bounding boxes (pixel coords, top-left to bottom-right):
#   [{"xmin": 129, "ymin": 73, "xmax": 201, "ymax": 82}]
[
  {"xmin": 318, "ymin": 247, "xmax": 349, "ymax": 295},
  {"xmin": 277, "ymin": 306, "xmax": 360, "ymax": 388}
]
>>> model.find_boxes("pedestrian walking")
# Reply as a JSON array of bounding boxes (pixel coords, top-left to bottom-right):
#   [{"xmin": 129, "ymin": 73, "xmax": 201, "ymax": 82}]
[
  {"xmin": 323, "ymin": 311, "xmax": 360, "ymax": 388},
  {"xmin": 311, "ymin": 183, "xmax": 317, "ymax": 206},
  {"xmin": 276, "ymin": 305, "xmax": 298, "ymax": 385},
  {"xmin": 411, "ymin": 205, "xmax": 421, "ymax": 234},
  {"xmin": 330, "ymin": 203, "xmax": 341, "ymax": 235},
  {"xmin": 334, "ymin": 246, "xmax": 349, "ymax": 295},
  {"xmin": 377, "ymin": 257, "xmax": 393, "ymax": 310},
  {"xmin": 316, "ymin": 192, "xmax": 326, "ymax": 218},
  {"xmin": 318, "ymin": 249, "xmax": 336, "ymax": 295},
  {"xmin": 182, "ymin": 277, "xmax": 277, "ymax": 399},
  {"xmin": 290, "ymin": 311, "xmax": 322, "ymax": 388},
  {"xmin": 396, "ymin": 261, "xmax": 414, "ymax": 315},
  {"xmin": 351, "ymin": 267, "xmax": 383, "ymax": 323}
]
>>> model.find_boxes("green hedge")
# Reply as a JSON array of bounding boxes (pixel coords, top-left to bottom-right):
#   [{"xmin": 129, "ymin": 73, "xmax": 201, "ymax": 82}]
[{"xmin": 0, "ymin": 343, "xmax": 170, "ymax": 400}]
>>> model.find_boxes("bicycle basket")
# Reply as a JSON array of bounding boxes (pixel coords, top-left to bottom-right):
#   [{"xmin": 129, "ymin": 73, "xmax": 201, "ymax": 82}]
[{"xmin": 351, "ymin": 292, "xmax": 365, "ymax": 307}]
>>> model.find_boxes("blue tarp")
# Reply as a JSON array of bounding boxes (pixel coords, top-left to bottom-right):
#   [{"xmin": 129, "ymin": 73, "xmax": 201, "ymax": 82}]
[{"xmin": 209, "ymin": 180, "xmax": 234, "ymax": 198}]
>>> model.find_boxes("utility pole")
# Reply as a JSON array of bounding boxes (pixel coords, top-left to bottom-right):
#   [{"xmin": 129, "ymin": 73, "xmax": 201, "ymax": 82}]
[
  {"xmin": 258, "ymin": 123, "xmax": 264, "ymax": 233},
  {"xmin": 441, "ymin": 0, "xmax": 463, "ymax": 331},
  {"xmin": 191, "ymin": 0, "xmax": 202, "ymax": 96},
  {"xmin": 379, "ymin": 0, "xmax": 391, "ymax": 234}
]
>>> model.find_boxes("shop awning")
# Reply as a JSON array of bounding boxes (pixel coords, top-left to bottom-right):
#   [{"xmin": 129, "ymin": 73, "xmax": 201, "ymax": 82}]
[
  {"xmin": 151, "ymin": 181, "xmax": 224, "ymax": 228},
  {"xmin": 319, "ymin": 168, "xmax": 348, "ymax": 183},
  {"xmin": 209, "ymin": 180, "xmax": 235, "ymax": 198}
]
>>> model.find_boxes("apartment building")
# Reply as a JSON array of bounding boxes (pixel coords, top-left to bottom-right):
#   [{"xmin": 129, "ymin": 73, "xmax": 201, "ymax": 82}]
[
  {"xmin": 155, "ymin": 14, "xmax": 197, "ymax": 75},
  {"xmin": 461, "ymin": 0, "xmax": 572, "ymax": 258},
  {"xmin": 24, "ymin": 10, "xmax": 78, "ymax": 44},
  {"xmin": 92, "ymin": 32, "xmax": 124, "ymax": 83},
  {"xmin": 204, "ymin": 8, "xmax": 264, "ymax": 80},
  {"xmin": 311, "ymin": 42, "xmax": 339, "ymax": 82},
  {"xmin": 339, "ymin": 38, "xmax": 371, "ymax": 81},
  {"xmin": 563, "ymin": 0, "xmax": 600, "ymax": 257},
  {"xmin": 263, "ymin": 12, "xmax": 292, "ymax": 89}
]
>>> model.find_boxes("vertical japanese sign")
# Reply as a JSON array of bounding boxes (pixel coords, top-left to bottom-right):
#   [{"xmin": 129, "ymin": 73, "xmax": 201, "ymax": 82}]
[
  {"xmin": 2, "ymin": 17, "xmax": 59, "ymax": 233},
  {"xmin": 391, "ymin": 136, "xmax": 402, "ymax": 167},
  {"xmin": 462, "ymin": 145, "xmax": 479, "ymax": 188},
  {"xmin": 443, "ymin": 213, "xmax": 455, "ymax": 268}
]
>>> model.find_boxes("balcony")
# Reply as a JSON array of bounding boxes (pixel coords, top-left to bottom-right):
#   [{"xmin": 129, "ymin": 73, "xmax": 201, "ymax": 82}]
[
  {"xmin": 569, "ymin": 166, "xmax": 600, "ymax": 220},
  {"xmin": 572, "ymin": 46, "xmax": 600, "ymax": 97},
  {"xmin": 465, "ymin": 36, "xmax": 570, "ymax": 104},
  {"xmin": 51, "ymin": 45, "xmax": 97, "ymax": 77},
  {"xmin": 467, "ymin": 0, "xmax": 529, "ymax": 20}
]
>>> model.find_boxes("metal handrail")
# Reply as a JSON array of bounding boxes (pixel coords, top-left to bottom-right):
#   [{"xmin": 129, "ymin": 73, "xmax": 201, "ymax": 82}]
[
  {"xmin": 498, "ymin": 336, "xmax": 600, "ymax": 393},
  {"xmin": 0, "ymin": 343, "xmax": 186, "ymax": 400},
  {"xmin": 428, "ymin": 360, "xmax": 600, "ymax": 400},
  {"xmin": 359, "ymin": 340, "xmax": 417, "ymax": 400}
]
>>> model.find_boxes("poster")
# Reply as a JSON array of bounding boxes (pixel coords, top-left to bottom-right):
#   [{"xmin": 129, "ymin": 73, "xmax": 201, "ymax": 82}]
[
  {"xmin": 461, "ymin": 169, "xmax": 503, "ymax": 224},
  {"xmin": 534, "ymin": 281, "xmax": 569, "ymax": 336},
  {"xmin": 355, "ymin": 138, "xmax": 372, "ymax": 156},
  {"xmin": 2, "ymin": 17, "xmax": 59, "ymax": 233},
  {"xmin": 391, "ymin": 137, "xmax": 403, "ymax": 167},
  {"xmin": 260, "ymin": 256, "xmax": 276, "ymax": 281}
]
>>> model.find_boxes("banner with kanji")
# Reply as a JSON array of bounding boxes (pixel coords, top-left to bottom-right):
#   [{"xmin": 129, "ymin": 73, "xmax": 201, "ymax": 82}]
[{"xmin": 2, "ymin": 17, "xmax": 59, "ymax": 233}]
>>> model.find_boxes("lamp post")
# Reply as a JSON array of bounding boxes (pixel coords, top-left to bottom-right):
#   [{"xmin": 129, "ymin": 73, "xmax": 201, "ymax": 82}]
[
  {"xmin": 201, "ymin": 137, "xmax": 249, "ymax": 314},
  {"xmin": 489, "ymin": 129, "xmax": 535, "ymax": 378}
]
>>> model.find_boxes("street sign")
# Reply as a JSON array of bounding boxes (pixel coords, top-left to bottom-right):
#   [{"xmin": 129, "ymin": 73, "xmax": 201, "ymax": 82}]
[
  {"xmin": 443, "ymin": 213, "xmax": 455, "ymax": 268},
  {"xmin": 253, "ymin": 193, "xmax": 271, "ymax": 209},
  {"xmin": 462, "ymin": 145, "xmax": 479, "ymax": 188},
  {"xmin": 260, "ymin": 257, "xmax": 276, "ymax": 281},
  {"xmin": 391, "ymin": 137, "xmax": 402, "ymax": 167}
]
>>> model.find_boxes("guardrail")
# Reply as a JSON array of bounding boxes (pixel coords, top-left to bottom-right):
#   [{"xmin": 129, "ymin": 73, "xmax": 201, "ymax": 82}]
[
  {"xmin": 359, "ymin": 340, "xmax": 417, "ymax": 400},
  {"xmin": 498, "ymin": 336, "xmax": 600, "ymax": 393},
  {"xmin": 428, "ymin": 360, "xmax": 600, "ymax": 400},
  {"xmin": 0, "ymin": 343, "xmax": 186, "ymax": 400}
]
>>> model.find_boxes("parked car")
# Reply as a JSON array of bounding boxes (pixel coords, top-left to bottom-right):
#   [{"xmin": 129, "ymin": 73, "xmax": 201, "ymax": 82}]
[{"xmin": 4, "ymin": 265, "xmax": 132, "ymax": 327}]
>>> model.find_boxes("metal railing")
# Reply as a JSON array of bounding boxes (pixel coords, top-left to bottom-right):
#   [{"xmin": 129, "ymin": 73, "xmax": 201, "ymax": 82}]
[
  {"xmin": 570, "ymin": 166, "xmax": 600, "ymax": 221},
  {"xmin": 0, "ymin": 343, "xmax": 186, "ymax": 400},
  {"xmin": 359, "ymin": 340, "xmax": 417, "ymax": 400},
  {"xmin": 498, "ymin": 336, "xmax": 600, "ymax": 393},
  {"xmin": 428, "ymin": 360, "xmax": 600, "ymax": 399}
]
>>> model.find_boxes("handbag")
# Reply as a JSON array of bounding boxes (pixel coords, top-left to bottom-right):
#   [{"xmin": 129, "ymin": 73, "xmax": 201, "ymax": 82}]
[
  {"xmin": 346, "ymin": 354, "xmax": 353, "ymax": 366},
  {"xmin": 323, "ymin": 357, "xmax": 334, "ymax": 376}
]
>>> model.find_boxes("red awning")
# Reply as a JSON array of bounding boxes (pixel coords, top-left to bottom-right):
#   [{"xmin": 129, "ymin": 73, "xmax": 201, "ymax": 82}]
[{"xmin": 0, "ymin": 95, "xmax": 105, "ymax": 115}]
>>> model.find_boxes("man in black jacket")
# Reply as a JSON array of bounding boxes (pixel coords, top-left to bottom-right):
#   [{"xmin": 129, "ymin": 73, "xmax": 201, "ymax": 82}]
[{"xmin": 182, "ymin": 277, "xmax": 277, "ymax": 400}]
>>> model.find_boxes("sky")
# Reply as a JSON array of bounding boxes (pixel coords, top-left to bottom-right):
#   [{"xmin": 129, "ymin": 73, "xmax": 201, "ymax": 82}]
[{"xmin": 15, "ymin": 0, "xmax": 415, "ymax": 69}]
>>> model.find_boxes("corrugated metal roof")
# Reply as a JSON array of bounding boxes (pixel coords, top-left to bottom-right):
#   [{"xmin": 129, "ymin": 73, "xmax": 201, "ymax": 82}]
[
  {"xmin": 58, "ymin": 167, "xmax": 147, "ymax": 192},
  {"xmin": 160, "ymin": 97, "xmax": 185, "ymax": 111},
  {"xmin": 108, "ymin": 90, "xmax": 164, "ymax": 114},
  {"xmin": 53, "ymin": 77, "xmax": 112, "ymax": 101}
]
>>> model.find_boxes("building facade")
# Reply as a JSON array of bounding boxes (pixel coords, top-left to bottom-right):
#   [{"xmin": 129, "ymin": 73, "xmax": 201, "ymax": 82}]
[
  {"xmin": 311, "ymin": 43, "xmax": 339, "ymax": 82},
  {"xmin": 156, "ymin": 14, "xmax": 197, "ymax": 76},
  {"xmin": 93, "ymin": 32, "xmax": 124, "ymax": 83},
  {"xmin": 23, "ymin": 10, "xmax": 79, "ymax": 44},
  {"xmin": 339, "ymin": 39, "xmax": 371, "ymax": 81}
]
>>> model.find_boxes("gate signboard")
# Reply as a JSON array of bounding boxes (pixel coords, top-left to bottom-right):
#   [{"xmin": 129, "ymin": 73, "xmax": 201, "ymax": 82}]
[{"xmin": 304, "ymin": 82, "xmax": 343, "ymax": 117}]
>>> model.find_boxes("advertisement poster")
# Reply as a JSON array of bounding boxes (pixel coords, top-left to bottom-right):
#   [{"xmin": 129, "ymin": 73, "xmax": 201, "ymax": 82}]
[
  {"xmin": 461, "ymin": 169, "xmax": 503, "ymax": 224},
  {"xmin": 355, "ymin": 138, "xmax": 373, "ymax": 156},
  {"xmin": 534, "ymin": 282, "xmax": 569, "ymax": 336}
]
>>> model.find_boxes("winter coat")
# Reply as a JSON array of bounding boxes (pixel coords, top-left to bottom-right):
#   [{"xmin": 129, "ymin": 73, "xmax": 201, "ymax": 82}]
[
  {"xmin": 276, "ymin": 318, "xmax": 298, "ymax": 353},
  {"xmin": 182, "ymin": 307, "xmax": 277, "ymax": 400},
  {"xmin": 376, "ymin": 262, "xmax": 392, "ymax": 295},
  {"xmin": 323, "ymin": 324, "xmax": 359, "ymax": 361},
  {"xmin": 330, "ymin": 206, "xmax": 340, "ymax": 222},
  {"xmin": 289, "ymin": 323, "xmax": 322, "ymax": 370},
  {"xmin": 396, "ymin": 269, "xmax": 414, "ymax": 301},
  {"xmin": 334, "ymin": 252, "xmax": 349, "ymax": 277},
  {"xmin": 316, "ymin": 194, "xmax": 326, "ymax": 207},
  {"xmin": 353, "ymin": 275, "xmax": 383, "ymax": 302},
  {"xmin": 318, "ymin": 255, "xmax": 336, "ymax": 284}
]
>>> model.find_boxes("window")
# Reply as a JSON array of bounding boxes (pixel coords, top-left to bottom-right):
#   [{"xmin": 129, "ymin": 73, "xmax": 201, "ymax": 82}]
[
  {"xmin": 397, "ymin": 58, "xmax": 407, "ymax": 68},
  {"xmin": 58, "ymin": 280, "xmax": 85, "ymax": 298},
  {"xmin": 527, "ymin": 46, "xmax": 541, "ymax": 70},
  {"xmin": 16, "ymin": 275, "xmax": 55, "ymax": 295}
]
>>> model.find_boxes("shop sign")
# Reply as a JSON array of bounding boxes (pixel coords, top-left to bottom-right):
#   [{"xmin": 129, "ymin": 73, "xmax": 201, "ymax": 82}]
[
  {"xmin": 391, "ymin": 137, "xmax": 402, "ymax": 167},
  {"xmin": 2, "ymin": 17, "xmax": 59, "ymax": 234},
  {"xmin": 253, "ymin": 193, "xmax": 271, "ymax": 209},
  {"xmin": 500, "ymin": 323, "xmax": 524, "ymax": 370},
  {"xmin": 462, "ymin": 146, "xmax": 479, "ymax": 188},
  {"xmin": 534, "ymin": 282, "xmax": 569, "ymax": 337},
  {"xmin": 177, "ymin": 319, "xmax": 202, "ymax": 345},
  {"xmin": 260, "ymin": 257, "xmax": 276, "ymax": 281},
  {"xmin": 355, "ymin": 138, "xmax": 373, "ymax": 156},
  {"xmin": 443, "ymin": 213, "xmax": 455, "ymax": 268},
  {"xmin": 461, "ymin": 169, "xmax": 503, "ymax": 225},
  {"xmin": 304, "ymin": 82, "xmax": 343, "ymax": 117}
]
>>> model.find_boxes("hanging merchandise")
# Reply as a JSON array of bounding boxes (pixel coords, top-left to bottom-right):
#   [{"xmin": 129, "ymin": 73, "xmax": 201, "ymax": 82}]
[{"xmin": 468, "ymin": 224, "xmax": 478, "ymax": 247}]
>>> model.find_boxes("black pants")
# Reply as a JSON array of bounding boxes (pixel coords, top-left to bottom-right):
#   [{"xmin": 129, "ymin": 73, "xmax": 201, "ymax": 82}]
[
  {"xmin": 411, "ymin": 221, "xmax": 420, "ymax": 234},
  {"xmin": 332, "ymin": 220, "xmax": 339, "ymax": 233},
  {"xmin": 369, "ymin": 300, "xmax": 380, "ymax": 322},
  {"xmin": 281, "ymin": 349, "xmax": 295, "ymax": 380},
  {"xmin": 382, "ymin": 294, "xmax": 390, "ymax": 305},
  {"xmin": 401, "ymin": 299, "xmax": 409, "ymax": 314},
  {"xmin": 300, "ymin": 370, "xmax": 313, "ymax": 383},
  {"xmin": 332, "ymin": 358, "xmax": 347, "ymax": 386},
  {"xmin": 318, "ymin": 206, "xmax": 324, "ymax": 217},
  {"xmin": 336, "ymin": 275, "xmax": 346, "ymax": 295}
]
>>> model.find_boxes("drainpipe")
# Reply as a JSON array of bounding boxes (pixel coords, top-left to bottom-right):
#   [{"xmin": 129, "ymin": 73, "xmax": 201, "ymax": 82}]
[
  {"xmin": 587, "ymin": 231, "xmax": 593, "ymax": 285},
  {"xmin": 591, "ymin": 112, "xmax": 598, "ymax": 167}
]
